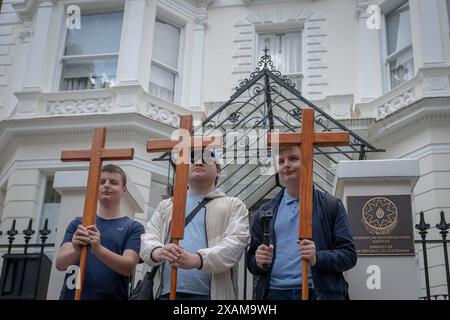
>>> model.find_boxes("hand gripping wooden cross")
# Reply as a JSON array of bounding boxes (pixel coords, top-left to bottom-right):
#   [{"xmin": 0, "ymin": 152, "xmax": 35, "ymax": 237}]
[
  {"xmin": 147, "ymin": 115, "xmax": 221, "ymax": 300},
  {"xmin": 268, "ymin": 108, "xmax": 349, "ymax": 300},
  {"xmin": 60, "ymin": 127, "xmax": 134, "ymax": 300}
]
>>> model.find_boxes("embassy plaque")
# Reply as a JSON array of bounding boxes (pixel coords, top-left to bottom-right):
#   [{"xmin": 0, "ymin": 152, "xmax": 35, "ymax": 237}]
[{"xmin": 347, "ymin": 195, "xmax": 414, "ymax": 256}]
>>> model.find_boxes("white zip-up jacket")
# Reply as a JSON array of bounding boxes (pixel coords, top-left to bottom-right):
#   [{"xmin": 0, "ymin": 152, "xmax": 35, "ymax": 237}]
[{"xmin": 140, "ymin": 191, "xmax": 250, "ymax": 300}]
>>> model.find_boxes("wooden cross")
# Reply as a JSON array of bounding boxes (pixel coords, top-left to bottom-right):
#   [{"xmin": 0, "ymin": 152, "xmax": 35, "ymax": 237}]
[
  {"xmin": 268, "ymin": 108, "xmax": 349, "ymax": 300},
  {"xmin": 147, "ymin": 115, "xmax": 221, "ymax": 300},
  {"xmin": 60, "ymin": 127, "xmax": 134, "ymax": 300}
]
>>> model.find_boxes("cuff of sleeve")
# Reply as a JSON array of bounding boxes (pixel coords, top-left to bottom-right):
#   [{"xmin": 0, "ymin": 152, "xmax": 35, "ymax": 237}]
[
  {"xmin": 150, "ymin": 246, "xmax": 162, "ymax": 263},
  {"xmin": 196, "ymin": 252, "xmax": 203, "ymax": 270},
  {"xmin": 314, "ymin": 251, "xmax": 324, "ymax": 270}
]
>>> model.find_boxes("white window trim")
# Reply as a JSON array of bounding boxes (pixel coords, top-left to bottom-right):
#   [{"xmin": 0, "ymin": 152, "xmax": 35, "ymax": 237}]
[
  {"xmin": 446, "ymin": 0, "xmax": 450, "ymax": 36},
  {"xmin": 150, "ymin": 16, "xmax": 185, "ymax": 105},
  {"xmin": 0, "ymin": 186, "xmax": 5, "ymax": 224},
  {"xmin": 34, "ymin": 173, "xmax": 48, "ymax": 244},
  {"xmin": 36, "ymin": 174, "xmax": 62, "ymax": 245},
  {"xmin": 254, "ymin": 28, "xmax": 304, "ymax": 91},
  {"xmin": 55, "ymin": 8, "xmax": 124, "ymax": 92},
  {"xmin": 381, "ymin": 0, "xmax": 414, "ymax": 92}
]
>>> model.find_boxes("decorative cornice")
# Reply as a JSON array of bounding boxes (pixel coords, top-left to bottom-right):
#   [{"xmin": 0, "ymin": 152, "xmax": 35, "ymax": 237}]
[
  {"xmin": 146, "ymin": 103, "xmax": 179, "ymax": 127},
  {"xmin": 355, "ymin": 0, "xmax": 371, "ymax": 18},
  {"xmin": 187, "ymin": 0, "xmax": 214, "ymax": 8},
  {"xmin": 399, "ymin": 143, "xmax": 450, "ymax": 161},
  {"xmin": 11, "ymin": 0, "xmax": 56, "ymax": 21},
  {"xmin": 0, "ymin": 156, "xmax": 169, "ymax": 191},
  {"xmin": 46, "ymin": 98, "xmax": 112, "ymax": 115},
  {"xmin": 18, "ymin": 22, "xmax": 34, "ymax": 43},
  {"xmin": 377, "ymin": 88, "xmax": 416, "ymax": 120},
  {"xmin": 245, "ymin": 8, "xmax": 314, "ymax": 25},
  {"xmin": 0, "ymin": 113, "xmax": 177, "ymax": 161},
  {"xmin": 368, "ymin": 98, "xmax": 450, "ymax": 146}
]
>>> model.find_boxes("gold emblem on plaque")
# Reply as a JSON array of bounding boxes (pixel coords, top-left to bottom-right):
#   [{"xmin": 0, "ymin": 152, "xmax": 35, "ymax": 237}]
[{"xmin": 361, "ymin": 197, "xmax": 398, "ymax": 235}]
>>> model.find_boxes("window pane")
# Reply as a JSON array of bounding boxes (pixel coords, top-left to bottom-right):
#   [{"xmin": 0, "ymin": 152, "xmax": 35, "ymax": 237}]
[
  {"xmin": 389, "ymin": 48, "xmax": 414, "ymax": 88},
  {"xmin": 152, "ymin": 20, "xmax": 180, "ymax": 68},
  {"xmin": 149, "ymin": 64, "xmax": 175, "ymax": 102},
  {"xmin": 64, "ymin": 12, "xmax": 123, "ymax": 56},
  {"xmin": 386, "ymin": 2, "xmax": 412, "ymax": 55},
  {"xmin": 447, "ymin": 0, "xmax": 450, "ymax": 31},
  {"xmin": 60, "ymin": 58, "xmax": 117, "ymax": 90},
  {"xmin": 38, "ymin": 178, "xmax": 61, "ymax": 245},
  {"xmin": 258, "ymin": 31, "xmax": 301, "ymax": 74}
]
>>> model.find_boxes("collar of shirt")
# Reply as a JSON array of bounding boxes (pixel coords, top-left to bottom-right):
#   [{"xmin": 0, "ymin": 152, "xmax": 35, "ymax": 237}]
[{"xmin": 283, "ymin": 189, "xmax": 299, "ymax": 205}]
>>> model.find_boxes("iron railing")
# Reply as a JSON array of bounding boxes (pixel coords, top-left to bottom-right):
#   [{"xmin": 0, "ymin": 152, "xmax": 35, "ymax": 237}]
[
  {"xmin": 415, "ymin": 211, "xmax": 450, "ymax": 300},
  {"xmin": 0, "ymin": 218, "xmax": 53, "ymax": 300}
]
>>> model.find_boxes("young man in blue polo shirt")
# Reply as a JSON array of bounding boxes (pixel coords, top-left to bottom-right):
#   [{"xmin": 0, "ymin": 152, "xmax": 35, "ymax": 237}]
[
  {"xmin": 247, "ymin": 146, "xmax": 357, "ymax": 300},
  {"xmin": 56, "ymin": 164, "xmax": 145, "ymax": 300}
]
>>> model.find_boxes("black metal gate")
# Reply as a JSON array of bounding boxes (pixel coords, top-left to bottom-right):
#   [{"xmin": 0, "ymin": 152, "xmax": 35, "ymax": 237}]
[
  {"xmin": 415, "ymin": 211, "xmax": 450, "ymax": 300},
  {"xmin": 0, "ymin": 218, "xmax": 54, "ymax": 300}
]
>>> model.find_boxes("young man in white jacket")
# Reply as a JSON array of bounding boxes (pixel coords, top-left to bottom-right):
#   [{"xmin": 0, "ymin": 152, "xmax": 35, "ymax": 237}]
[{"xmin": 140, "ymin": 149, "xmax": 249, "ymax": 300}]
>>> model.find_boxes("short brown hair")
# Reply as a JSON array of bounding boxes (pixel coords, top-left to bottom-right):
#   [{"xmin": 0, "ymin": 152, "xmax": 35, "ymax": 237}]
[
  {"xmin": 101, "ymin": 164, "xmax": 127, "ymax": 186},
  {"xmin": 278, "ymin": 145, "xmax": 300, "ymax": 154}
]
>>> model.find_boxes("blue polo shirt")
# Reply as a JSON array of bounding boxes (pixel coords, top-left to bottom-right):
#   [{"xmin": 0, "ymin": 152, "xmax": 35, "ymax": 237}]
[
  {"xmin": 161, "ymin": 193, "xmax": 210, "ymax": 296},
  {"xmin": 270, "ymin": 190, "xmax": 313, "ymax": 289},
  {"xmin": 59, "ymin": 215, "xmax": 145, "ymax": 300}
]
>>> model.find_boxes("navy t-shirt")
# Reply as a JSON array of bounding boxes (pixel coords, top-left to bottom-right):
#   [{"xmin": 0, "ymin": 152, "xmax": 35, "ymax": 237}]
[{"xmin": 59, "ymin": 215, "xmax": 145, "ymax": 300}]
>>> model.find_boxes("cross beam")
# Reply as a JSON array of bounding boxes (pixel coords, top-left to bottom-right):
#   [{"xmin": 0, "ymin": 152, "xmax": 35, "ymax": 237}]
[
  {"xmin": 268, "ymin": 108, "xmax": 349, "ymax": 300},
  {"xmin": 147, "ymin": 115, "xmax": 221, "ymax": 300},
  {"xmin": 61, "ymin": 127, "xmax": 134, "ymax": 300}
]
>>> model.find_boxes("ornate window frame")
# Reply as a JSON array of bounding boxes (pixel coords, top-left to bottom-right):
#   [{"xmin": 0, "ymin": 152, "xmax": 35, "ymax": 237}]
[{"xmin": 231, "ymin": 8, "xmax": 328, "ymax": 101}]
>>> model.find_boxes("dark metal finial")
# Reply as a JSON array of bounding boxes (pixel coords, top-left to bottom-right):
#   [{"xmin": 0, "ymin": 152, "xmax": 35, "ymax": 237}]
[
  {"xmin": 39, "ymin": 218, "xmax": 51, "ymax": 244},
  {"xmin": 359, "ymin": 145, "xmax": 367, "ymax": 160},
  {"xmin": 7, "ymin": 219, "xmax": 18, "ymax": 237},
  {"xmin": 235, "ymin": 47, "xmax": 296, "ymax": 91},
  {"xmin": 23, "ymin": 218, "xmax": 35, "ymax": 237},
  {"xmin": 7, "ymin": 219, "xmax": 18, "ymax": 250},
  {"xmin": 39, "ymin": 218, "xmax": 51, "ymax": 237},
  {"xmin": 436, "ymin": 211, "xmax": 450, "ymax": 232},
  {"xmin": 415, "ymin": 211, "xmax": 430, "ymax": 233}
]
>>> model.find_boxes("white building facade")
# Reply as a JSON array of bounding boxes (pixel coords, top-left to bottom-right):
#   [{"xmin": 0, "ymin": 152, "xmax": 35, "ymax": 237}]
[{"xmin": 0, "ymin": 0, "xmax": 449, "ymax": 298}]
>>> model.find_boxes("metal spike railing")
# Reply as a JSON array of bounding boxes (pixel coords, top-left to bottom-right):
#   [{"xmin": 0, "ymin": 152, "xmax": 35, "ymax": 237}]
[{"xmin": 415, "ymin": 211, "xmax": 450, "ymax": 300}]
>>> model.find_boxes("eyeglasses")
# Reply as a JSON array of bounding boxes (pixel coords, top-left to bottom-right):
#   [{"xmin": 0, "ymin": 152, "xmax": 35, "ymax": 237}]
[{"xmin": 191, "ymin": 149, "xmax": 217, "ymax": 165}]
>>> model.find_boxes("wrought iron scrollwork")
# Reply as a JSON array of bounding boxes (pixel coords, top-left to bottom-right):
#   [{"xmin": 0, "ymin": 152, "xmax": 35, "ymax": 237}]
[{"xmin": 155, "ymin": 48, "xmax": 383, "ymax": 198}]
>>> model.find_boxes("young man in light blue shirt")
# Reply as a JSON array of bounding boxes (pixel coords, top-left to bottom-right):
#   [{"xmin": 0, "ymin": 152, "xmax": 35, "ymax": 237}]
[
  {"xmin": 141, "ymin": 149, "xmax": 250, "ymax": 300},
  {"xmin": 247, "ymin": 146, "xmax": 357, "ymax": 300}
]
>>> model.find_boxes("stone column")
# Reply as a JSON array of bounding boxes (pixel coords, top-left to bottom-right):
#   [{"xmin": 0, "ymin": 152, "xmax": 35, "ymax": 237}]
[
  {"xmin": 114, "ymin": 0, "xmax": 157, "ymax": 112},
  {"xmin": 14, "ymin": 1, "xmax": 56, "ymax": 116},
  {"xmin": 188, "ymin": 14, "xmax": 207, "ymax": 111},
  {"xmin": 355, "ymin": 1, "xmax": 382, "ymax": 103},
  {"xmin": 335, "ymin": 159, "xmax": 421, "ymax": 299},
  {"xmin": 0, "ymin": 169, "xmax": 43, "ymax": 245}
]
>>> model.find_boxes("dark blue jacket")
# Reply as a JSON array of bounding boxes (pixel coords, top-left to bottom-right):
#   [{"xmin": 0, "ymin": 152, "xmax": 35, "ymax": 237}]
[{"xmin": 246, "ymin": 188, "xmax": 357, "ymax": 300}]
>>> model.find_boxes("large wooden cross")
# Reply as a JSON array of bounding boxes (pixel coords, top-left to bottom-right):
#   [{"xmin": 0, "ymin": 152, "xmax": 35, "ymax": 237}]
[
  {"xmin": 268, "ymin": 108, "xmax": 349, "ymax": 300},
  {"xmin": 60, "ymin": 127, "xmax": 134, "ymax": 300},
  {"xmin": 147, "ymin": 115, "xmax": 221, "ymax": 300}
]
